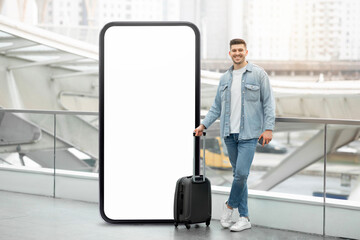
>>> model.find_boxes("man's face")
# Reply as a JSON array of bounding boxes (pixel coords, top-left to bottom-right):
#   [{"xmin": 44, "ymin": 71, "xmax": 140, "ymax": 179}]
[{"xmin": 229, "ymin": 44, "xmax": 248, "ymax": 65}]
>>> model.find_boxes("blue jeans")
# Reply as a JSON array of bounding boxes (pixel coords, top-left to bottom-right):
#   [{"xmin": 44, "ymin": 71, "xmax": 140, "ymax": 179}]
[{"xmin": 224, "ymin": 134, "xmax": 257, "ymax": 217}]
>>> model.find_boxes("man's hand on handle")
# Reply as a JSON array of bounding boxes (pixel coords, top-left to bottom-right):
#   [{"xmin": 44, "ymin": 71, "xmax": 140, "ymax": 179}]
[
  {"xmin": 258, "ymin": 130, "xmax": 273, "ymax": 147},
  {"xmin": 194, "ymin": 124, "xmax": 206, "ymax": 136}
]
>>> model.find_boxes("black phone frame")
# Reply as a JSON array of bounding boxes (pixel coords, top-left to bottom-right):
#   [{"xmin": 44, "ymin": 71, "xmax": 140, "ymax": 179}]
[{"xmin": 99, "ymin": 21, "xmax": 201, "ymax": 223}]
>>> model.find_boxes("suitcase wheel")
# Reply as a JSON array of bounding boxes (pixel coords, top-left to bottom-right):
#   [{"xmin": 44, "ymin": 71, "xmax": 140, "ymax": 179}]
[
  {"xmin": 174, "ymin": 222, "xmax": 178, "ymax": 228},
  {"xmin": 206, "ymin": 220, "xmax": 211, "ymax": 226},
  {"xmin": 185, "ymin": 223, "xmax": 191, "ymax": 229}
]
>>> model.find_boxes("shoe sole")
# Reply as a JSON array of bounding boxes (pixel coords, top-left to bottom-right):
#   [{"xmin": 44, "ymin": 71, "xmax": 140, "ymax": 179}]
[
  {"xmin": 230, "ymin": 224, "xmax": 251, "ymax": 232},
  {"xmin": 220, "ymin": 222, "xmax": 233, "ymax": 228}
]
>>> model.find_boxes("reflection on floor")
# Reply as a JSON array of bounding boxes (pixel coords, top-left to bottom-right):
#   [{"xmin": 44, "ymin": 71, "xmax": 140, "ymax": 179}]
[{"xmin": 0, "ymin": 191, "xmax": 341, "ymax": 240}]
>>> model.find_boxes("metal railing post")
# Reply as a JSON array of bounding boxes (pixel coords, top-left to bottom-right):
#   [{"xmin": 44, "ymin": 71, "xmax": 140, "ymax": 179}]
[
  {"xmin": 323, "ymin": 124, "xmax": 327, "ymax": 237},
  {"xmin": 53, "ymin": 113, "xmax": 56, "ymax": 198}
]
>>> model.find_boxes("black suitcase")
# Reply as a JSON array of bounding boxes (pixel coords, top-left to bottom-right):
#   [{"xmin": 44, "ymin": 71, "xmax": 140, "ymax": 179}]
[{"xmin": 174, "ymin": 133, "xmax": 212, "ymax": 229}]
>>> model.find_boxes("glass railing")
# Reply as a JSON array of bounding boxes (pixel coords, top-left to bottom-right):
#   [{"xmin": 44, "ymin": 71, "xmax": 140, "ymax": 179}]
[
  {"xmin": 204, "ymin": 118, "xmax": 360, "ymax": 203},
  {"xmin": 0, "ymin": 109, "xmax": 99, "ymax": 197},
  {"xmin": 1, "ymin": 109, "xmax": 360, "ymax": 235},
  {"xmin": 2, "ymin": 110, "xmax": 359, "ymax": 203},
  {"xmin": 204, "ymin": 117, "xmax": 360, "ymax": 236}
]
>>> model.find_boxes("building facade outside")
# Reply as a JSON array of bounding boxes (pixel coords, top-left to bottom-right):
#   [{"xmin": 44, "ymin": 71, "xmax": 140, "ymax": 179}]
[{"xmin": 1, "ymin": 0, "xmax": 359, "ymax": 61}]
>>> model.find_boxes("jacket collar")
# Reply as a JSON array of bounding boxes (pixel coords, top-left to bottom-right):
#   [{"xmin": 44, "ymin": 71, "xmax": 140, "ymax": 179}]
[{"xmin": 229, "ymin": 61, "xmax": 253, "ymax": 73}]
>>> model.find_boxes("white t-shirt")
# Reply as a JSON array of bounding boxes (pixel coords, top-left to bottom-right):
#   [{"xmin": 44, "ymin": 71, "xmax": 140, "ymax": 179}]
[{"xmin": 230, "ymin": 66, "xmax": 246, "ymax": 133}]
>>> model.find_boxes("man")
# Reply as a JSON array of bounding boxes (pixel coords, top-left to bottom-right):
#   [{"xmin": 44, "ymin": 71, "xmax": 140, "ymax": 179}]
[{"xmin": 194, "ymin": 38, "xmax": 275, "ymax": 232}]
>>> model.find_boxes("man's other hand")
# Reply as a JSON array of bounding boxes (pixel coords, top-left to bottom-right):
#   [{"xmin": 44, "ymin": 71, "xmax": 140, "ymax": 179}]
[{"xmin": 258, "ymin": 130, "xmax": 273, "ymax": 146}]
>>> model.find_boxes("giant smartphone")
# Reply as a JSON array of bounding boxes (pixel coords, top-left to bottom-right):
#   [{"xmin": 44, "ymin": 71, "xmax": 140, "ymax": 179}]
[{"xmin": 99, "ymin": 22, "xmax": 200, "ymax": 222}]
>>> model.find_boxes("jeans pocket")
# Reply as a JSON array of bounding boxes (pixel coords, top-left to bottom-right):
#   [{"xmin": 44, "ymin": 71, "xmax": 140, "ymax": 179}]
[{"xmin": 223, "ymin": 136, "xmax": 233, "ymax": 143}]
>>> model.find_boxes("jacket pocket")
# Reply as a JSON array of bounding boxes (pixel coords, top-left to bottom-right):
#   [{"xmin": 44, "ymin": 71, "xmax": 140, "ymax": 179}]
[
  {"xmin": 220, "ymin": 84, "xmax": 228, "ymax": 100},
  {"xmin": 245, "ymin": 84, "xmax": 260, "ymax": 101}
]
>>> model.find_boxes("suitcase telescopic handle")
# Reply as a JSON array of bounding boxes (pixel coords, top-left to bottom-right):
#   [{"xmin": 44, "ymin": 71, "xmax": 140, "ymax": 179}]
[{"xmin": 192, "ymin": 132, "xmax": 206, "ymax": 182}]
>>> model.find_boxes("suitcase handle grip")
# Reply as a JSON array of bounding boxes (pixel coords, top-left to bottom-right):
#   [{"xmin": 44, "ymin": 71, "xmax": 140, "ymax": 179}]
[
  {"xmin": 193, "ymin": 132, "xmax": 206, "ymax": 182},
  {"xmin": 192, "ymin": 132, "xmax": 206, "ymax": 136}
]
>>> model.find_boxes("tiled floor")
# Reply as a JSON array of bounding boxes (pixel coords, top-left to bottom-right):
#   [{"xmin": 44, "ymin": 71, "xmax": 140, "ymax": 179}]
[{"xmin": 0, "ymin": 191, "xmax": 340, "ymax": 240}]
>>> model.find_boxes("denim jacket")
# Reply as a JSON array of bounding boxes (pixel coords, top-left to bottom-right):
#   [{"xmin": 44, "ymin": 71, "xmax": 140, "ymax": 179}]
[{"xmin": 202, "ymin": 62, "xmax": 275, "ymax": 140}]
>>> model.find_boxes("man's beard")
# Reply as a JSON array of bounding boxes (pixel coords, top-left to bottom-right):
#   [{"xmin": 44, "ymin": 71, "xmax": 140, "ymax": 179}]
[{"xmin": 232, "ymin": 56, "xmax": 245, "ymax": 65}]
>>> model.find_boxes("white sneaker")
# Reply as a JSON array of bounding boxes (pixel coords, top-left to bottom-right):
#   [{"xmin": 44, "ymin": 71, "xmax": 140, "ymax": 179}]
[
  {"xmin": 220, "ymin": 202, "xmax": 233, "ymax": 228},
  {"xmin": 230, "ymin": 217, "xmax": 251, "ymax": 232}
]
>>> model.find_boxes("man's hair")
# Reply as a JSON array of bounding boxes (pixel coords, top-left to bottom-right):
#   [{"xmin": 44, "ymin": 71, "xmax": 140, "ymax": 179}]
[{"xmin": 229, "ymin": 38, "xmax": 247, "ymax": 49}]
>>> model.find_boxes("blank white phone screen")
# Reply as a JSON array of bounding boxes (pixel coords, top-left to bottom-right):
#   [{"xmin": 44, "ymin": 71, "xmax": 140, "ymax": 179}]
[{"xmin": 102, "ymin": 23, "xmax": 198, "ymax": 221}]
